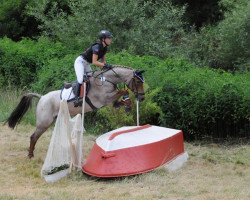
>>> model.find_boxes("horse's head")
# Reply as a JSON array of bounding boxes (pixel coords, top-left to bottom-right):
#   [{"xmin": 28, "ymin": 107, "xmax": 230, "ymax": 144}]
[
  {"xmin": 100, "ymin": 66, "xmax": 145, "ymax": 102},
  {"xmin": 127, "ymin": 70, "xmax": 145, "ymax": 102}
]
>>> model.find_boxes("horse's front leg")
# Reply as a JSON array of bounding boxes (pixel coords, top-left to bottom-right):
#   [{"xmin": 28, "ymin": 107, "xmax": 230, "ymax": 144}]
[
  {"xmin": 112, "ymin": 90, "xmax": 131, "ymax": 111},
  {"xmin": 113, "ymin": 89, "xmax": 129, "ymax": 100}
]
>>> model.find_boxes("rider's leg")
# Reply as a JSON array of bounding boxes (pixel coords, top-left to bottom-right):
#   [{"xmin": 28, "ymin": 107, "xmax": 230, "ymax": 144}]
[
  {"xmin": 74, "ymin": 56, "xmax": 91, "ymax": 107},
  {"xmin": 74, "ymin": 56, "xmax": 84, "ymax": 106}
]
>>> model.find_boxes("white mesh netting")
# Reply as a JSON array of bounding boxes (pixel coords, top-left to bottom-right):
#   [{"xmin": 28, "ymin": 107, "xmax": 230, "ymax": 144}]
[{"xmin": 41, "ymin": 100, "xmax": 84, "ymax": 183}]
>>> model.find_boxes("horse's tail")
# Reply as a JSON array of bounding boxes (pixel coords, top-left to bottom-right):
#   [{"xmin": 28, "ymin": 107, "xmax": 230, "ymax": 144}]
[{"xmin": 5, "ymin": 93, "xmax": 41, "ymax": 129}]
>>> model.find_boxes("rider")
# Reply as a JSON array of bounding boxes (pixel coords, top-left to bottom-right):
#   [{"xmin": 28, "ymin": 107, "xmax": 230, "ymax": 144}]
[{"xmin": 74, "ymin": 30, "xmax": 113, "ymax": 106}]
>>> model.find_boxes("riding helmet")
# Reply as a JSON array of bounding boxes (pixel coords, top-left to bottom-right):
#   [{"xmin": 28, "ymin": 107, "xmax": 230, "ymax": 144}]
[{"xmin": 98, "ymin": 30, "xmax": 113, "ymax": 40}]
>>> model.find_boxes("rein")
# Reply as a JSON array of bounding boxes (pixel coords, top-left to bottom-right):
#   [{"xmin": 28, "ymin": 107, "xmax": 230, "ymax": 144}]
[
  {"xmin": 91, "ymin": 68, "xmax": 126, "ymax": 92},
  {"xmin": 89, "ymin": 67, "xmax": 144, "ymax": 96}
]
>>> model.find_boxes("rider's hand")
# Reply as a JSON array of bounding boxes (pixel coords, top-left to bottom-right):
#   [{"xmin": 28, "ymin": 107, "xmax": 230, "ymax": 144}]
[{"xmin": 103, "ymin": 63, "xmax": 112, "ymax": 70}]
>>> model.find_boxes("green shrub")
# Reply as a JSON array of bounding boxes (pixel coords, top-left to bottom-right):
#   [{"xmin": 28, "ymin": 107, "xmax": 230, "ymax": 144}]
[
  {"xmin": 0, "ymin": 38, "xmax": 39, "ymax": 87},
  {"xmin": 181, "ymin": 1, "xmax": 250, "ymax": 71},
  {"xmin": 136, "ymin": 88, "xmax": 162, "ymax": 125},
  {"xmin": 31, "ymin": 54, "xmax": 77, "ymax": 92},
  {"xmin": 154, "ymin": 68, "xmax": 250, "ymax": 140},
  {"xmin": 1, "ymin": 37, "xmax": 249, "ymax": 140},
  {"xmin": 84, "ymin": 88, "xmax": 162, "ymax": 134},
  {"xmin": 0, "ymin": 37, "xmax": 68, "ymax": 88}
]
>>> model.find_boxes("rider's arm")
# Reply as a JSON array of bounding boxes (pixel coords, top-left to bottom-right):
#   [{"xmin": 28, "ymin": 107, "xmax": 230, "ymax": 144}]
[
  {"xmin": 100, "ymin": 55, "xmax": 106, "ymax": 64},
  {"xmin": 92, "ymin": 54, "xmax": 105, "ymax": 68}
]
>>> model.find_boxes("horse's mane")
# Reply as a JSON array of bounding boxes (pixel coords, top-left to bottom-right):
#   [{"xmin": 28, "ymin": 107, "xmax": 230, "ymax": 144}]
[
  {"xmin": 112, "ymin": 65, "xmax": 133, "ymax": 70},
  {"xmin": 91, "ymin": 64, "xmax": 134, "ymax": 77}
]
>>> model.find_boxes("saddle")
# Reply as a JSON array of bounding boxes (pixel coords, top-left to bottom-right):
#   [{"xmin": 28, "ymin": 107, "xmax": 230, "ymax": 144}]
[
  {"xmin": 64, "ymin": 80, "xmax": 90, "ymax": 97},
  {"xmin": 63, "ymin": 79, "xmax": 96, "ymax": 109}
]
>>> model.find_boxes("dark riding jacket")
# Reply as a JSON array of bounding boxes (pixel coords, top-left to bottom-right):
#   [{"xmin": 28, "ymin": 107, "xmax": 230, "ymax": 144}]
[{"xmin": 81, "ymin": 42, "xmax": 108, "ymax": 63}]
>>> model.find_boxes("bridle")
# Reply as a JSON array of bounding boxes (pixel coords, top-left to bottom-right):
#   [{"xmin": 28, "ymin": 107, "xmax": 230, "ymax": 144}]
[
  {"xmin": 91, "ymin": 68, "xmax": 145, "ymax": 97},
  {"xmin": 127, "ymin": 76, "xmax": 145, "ymax": 97}
]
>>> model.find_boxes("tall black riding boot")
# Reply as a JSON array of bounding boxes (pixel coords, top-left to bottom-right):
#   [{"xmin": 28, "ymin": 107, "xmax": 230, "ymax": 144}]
[{"xmin": 74, "ymin": 82, "xmax": 82, "ymax": 107}]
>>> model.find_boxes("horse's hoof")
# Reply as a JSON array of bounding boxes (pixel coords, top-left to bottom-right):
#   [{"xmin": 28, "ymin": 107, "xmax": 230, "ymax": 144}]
[
  {"xmin": 113, "ymin": 101, "xmax": 121, "ymax": 108},
  {"xmin": 28, "ymin": 153, "xmax": 34, "ymax": 159},
  {"xmin": 125, "ymin": 107, "xmax": 132, "ymax": 113}
]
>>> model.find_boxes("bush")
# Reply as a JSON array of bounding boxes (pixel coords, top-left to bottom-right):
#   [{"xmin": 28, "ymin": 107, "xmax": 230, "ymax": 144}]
[
  {"xmin": 181, "ymin": 0, "xmax": 250, "ymax": 71},
  {"xmin": 154, "ymin": 67, "xmax": 250, "ymax": 140},
  {"xmin": 0, "ymin": 37, "xmax": 69, "ymax": 88},
  {"xmin": 0, "ymin": 37, "xmax": 249, "ymax": 140},
  {"xmin": 31, "ymin": 54, "xmax": 77, "ymax": 92},
  {"xmin": 84, "ymin": 88, "xmax": 162, "ymax": 135},
  {"xmin": 0, "ymin": 38, "xmax": 39, "ymax": 87}
]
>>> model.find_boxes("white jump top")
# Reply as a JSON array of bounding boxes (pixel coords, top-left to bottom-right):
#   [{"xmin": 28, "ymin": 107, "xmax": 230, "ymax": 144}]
[{"xmin": 96, "ymin": 125, "xmax": 182, "ymax": 151}]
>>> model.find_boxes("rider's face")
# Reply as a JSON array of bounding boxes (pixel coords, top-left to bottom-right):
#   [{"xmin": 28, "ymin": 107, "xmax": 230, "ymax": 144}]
[{"xmin": 104, "ymin": 37, "xmax": 112, "ymax": 46}]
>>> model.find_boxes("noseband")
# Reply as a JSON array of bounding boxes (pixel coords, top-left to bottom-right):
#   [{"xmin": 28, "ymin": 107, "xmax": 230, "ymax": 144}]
[{"xmin": 127, "ymin": 76, "xmax": 145, "ymax": 97}]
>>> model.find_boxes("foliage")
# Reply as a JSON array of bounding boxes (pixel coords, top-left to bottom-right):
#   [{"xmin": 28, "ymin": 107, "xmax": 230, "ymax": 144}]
[
  {"xmin": 31, "ymin": 54, "xmax": 77, "ymax": 92},
  {"xmin": 0, "ymin": 0, "xmax": 72, "ymax": 41},
  {"xmin": 136, "ymin": 88, "xmax": 162, "ymax": 125},
  {"xmin": 27, "ymin": 0, "xmax": 186, "ymax": 58},
  {"xmin": 1, "ymin": 0, "xmax": 250, "ymax": 73},
  {"xmin": 0, "ymin": 37, "xmax": 68, "ymax": 88},
  {"xmin": 215, "ymin": 1, "xmax": 250, "ymax": 71},
  {"xmin": 170, "ymin": 0, "xmax": 224, "ymax": 28},
  {"xmin": 84, "ymin": 88, "xmax": 162, "ymax": 135},
  {"xmin": 0, "ymin": 0, "xmax": 40, "ymax": 40},
  {"xmin": 181, "ymin": 0, "xmax": 250, "ymax": 71},
  {"xmin": 0, "ymin": 37, "xmax": 249, "ymax": 140},
  {"xmin": 154, "ymin": 67, "xmax": 250, "ymax": 140}
]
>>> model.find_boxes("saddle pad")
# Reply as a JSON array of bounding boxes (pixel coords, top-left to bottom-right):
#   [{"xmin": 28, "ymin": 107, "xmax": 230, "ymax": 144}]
[{"xmin": 61, "ymin": 87, "xmax": 76, "ymax": 101}]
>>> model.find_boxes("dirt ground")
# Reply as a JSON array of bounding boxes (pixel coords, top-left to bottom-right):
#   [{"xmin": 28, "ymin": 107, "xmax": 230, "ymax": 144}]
[{"xmin": 0, "ymin": 124, "xmax": 249, "ymax": 200}]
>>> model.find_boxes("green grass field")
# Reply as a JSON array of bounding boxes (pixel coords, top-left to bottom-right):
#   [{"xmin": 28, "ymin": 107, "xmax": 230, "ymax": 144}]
[{"xmin": 0, "ymin": 123, "xmax": 249, "ymax": 200}]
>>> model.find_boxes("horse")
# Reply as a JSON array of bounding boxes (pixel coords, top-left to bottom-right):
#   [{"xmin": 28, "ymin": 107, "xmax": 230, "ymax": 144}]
[{"xmin": 5, "ymin": 65, "xmax": 145, "ymax": 158}]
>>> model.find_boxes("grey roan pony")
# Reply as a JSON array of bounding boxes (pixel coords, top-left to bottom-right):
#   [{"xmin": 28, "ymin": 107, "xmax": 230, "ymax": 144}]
[{"xmin": 5, "ymin": 66, "xmax": 145, "ymax": 158}]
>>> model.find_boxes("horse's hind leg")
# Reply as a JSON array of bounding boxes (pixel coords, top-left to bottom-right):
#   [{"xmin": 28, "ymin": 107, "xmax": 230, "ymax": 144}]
[
  {"xmin": 28, "ymin": 127, "xmax": 48, "ymax": 158},
  {"xmin": 27, "ymin": 90, "xmax": 61, "ymax": 158},
  {"xmin": 28, "ymin": 113, "xmax": 55, "ymax": 158}
]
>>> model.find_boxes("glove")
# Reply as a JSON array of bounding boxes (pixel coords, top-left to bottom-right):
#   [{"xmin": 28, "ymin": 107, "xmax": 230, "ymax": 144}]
[{"xmin": 103, "ymin": 63, "xmax": 112, "ymax": 70}]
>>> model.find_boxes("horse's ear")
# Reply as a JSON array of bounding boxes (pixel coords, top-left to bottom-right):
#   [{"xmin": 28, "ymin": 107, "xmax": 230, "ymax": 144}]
[{"xmin": 135, "ymin": 70, "xmax": 145, "ymax": 74}]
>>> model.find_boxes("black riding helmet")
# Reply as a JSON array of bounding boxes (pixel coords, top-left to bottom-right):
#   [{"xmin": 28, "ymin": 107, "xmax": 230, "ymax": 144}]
[{"xmin": 98, "ymin": 30, "xmax": 113, "ymax": 40}]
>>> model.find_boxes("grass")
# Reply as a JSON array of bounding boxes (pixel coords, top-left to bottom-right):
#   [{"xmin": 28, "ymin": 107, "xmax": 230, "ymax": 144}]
[
  {"xmin": 0, "ymin": 89, "xmax": 37, "ymax": 125},
  {"xmin": 0, "ymin": 123, "xmax": 249, "ymax": 200},
  {"xmin": 1, "ymin": 90, "xmax": 249, "ymax": 199}
]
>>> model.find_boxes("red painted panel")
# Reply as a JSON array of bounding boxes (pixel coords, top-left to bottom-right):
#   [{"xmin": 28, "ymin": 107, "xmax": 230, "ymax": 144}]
[{"xmin": 83, "ymin": 131, "xmax": 184, "ymax": 177}]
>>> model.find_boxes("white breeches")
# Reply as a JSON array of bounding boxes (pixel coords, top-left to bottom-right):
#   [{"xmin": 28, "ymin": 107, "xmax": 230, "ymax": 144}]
[{"xmin": 74, "ymin": 56, "xmax": 92, "ymax": 84}]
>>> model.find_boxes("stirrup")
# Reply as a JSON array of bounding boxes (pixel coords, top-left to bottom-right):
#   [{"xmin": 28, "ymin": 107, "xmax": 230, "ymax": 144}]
[{"xmin": 74, "ymin": 97, "xmax": 81, "ymax": 107}]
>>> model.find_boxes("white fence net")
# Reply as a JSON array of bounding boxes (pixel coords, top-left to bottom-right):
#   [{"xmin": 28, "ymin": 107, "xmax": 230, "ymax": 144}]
[{"xmin": 41, "ymin": 100, "xmax": 83, "ymax": 183}]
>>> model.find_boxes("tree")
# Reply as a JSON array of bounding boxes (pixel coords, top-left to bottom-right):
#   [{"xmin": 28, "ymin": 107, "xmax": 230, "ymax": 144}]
[
  {"xmin": 169, "ymin": 0, "xmax": 225, "ymax": 29},
  {"xmin": 0, "ymin": 0, "xmax": 71, "ymax": 41},
  {"xmin": 0, "ymin": 0, "xmax": 40, "ymax": 40},
  {"xmin": 27, "ymin": 0, "xmax": 186, "ymax": 57},
  {"xmin": 181, "ymin": 0, "xmax": 250, "ymax": 71}
]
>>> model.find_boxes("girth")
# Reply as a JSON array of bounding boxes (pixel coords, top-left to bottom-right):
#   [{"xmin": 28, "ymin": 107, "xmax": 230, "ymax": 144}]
[{"xmin": 85, "ymin": 96, "xmax": 97, "ymax": 110}]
